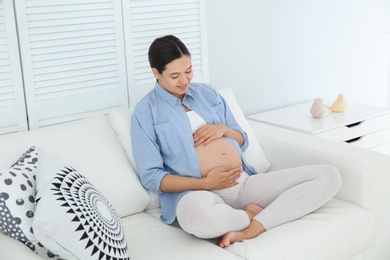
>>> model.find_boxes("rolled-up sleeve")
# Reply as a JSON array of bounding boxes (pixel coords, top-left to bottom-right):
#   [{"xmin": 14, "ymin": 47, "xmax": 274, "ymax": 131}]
[{"xmin": 131, "ymin": 106, "xmax": 169, "ymax": 193}]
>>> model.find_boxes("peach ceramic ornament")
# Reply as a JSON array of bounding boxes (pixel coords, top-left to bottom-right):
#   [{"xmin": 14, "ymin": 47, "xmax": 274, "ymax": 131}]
[
  {"xmin": 323, "ymin": 94, "xmax": 346, "ymax": 112},
  {"xmin": 310, "ymin": 98, "xmax": 325, "ymax": 119}
]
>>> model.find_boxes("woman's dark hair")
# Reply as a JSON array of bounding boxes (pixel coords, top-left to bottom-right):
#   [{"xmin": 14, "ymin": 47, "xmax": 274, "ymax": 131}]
[{"xmin": 148, "ymin": 35, "xmax": 191, "ymax": 74}]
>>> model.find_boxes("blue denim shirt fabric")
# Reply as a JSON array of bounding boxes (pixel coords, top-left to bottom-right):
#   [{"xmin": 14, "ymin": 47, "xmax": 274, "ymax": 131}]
[{"xmin": 131, "ymin": 82, "xmax": 257, "ymax": 224}]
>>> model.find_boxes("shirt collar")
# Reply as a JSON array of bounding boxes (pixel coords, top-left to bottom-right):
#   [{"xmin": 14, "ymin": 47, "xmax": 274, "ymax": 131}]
[{"xmin": 154, "ymin": 81, "xmax": 195, "ymax": 106}]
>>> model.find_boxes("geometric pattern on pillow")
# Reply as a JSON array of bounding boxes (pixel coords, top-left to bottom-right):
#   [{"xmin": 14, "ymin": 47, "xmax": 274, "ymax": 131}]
[
  {"xmin": 0, "ymin": 146, "xmax": 58, "ymax": 259},
  {"xmin": 50, "ymin": 167, "xmax": 129, "ymax": 259},
  {"xmin": 33, "ymin": 149, "xmax": 130, "ymax": 260}
]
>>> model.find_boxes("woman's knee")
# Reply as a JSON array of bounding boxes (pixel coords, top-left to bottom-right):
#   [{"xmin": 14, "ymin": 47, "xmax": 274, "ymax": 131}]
[
  {"xmin": 176, "ymin": 191, "xmax": 224, "ymax": 238},
  {"xmin": 315, "ymin": 165, "xmax": 343, "ymax": 195}
]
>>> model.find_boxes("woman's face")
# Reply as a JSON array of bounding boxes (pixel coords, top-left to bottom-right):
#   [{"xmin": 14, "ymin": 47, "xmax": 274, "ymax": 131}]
[{"xmin": 153, "ymin": 55, "xmax": 193, "ymax": 100}]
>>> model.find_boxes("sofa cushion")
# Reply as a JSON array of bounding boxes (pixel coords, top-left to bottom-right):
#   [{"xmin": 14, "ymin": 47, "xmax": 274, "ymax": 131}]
[
  {"xmin": 0, "ymin": 147, "xmax": 58, "ymax": 259},
  {"xmin": 0, "ymin": 116, "xmax": 150, "ymax": 218},
  {"xmin": 32, "ymin": 149, "xmax": 130, "ymax": 259},
  {"xmin": 225, "ymin": 199, "xmax": 376, "ymax": 260},
  {"xmin": 122, "ymin": 212, "xmax": 242, "ymax": 260},
  {"xmin": 108, "ymin": 108, "xmax": 160, "ymax": 210},
  {"xmin": 0, "ymin": 233, "xmax": 43, "ymax": 260}
]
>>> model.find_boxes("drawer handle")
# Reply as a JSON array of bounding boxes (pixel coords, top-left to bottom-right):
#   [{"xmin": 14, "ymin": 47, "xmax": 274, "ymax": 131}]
[
  {"xmin": 346, "ymin": 121, "xmax": 363, "ymax": 128},
  {"xmin": 345, "ymin": 137, "xmax": 362, "ymax": 143}
]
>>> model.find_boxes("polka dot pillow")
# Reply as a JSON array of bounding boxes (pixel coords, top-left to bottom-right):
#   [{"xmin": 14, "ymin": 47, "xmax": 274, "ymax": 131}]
[{"xmin": 0, "ymin": 146, "xmax": 59, "ymax": 259}]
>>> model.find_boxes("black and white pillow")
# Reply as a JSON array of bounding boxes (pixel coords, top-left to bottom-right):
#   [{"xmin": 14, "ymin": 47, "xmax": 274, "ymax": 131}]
[
  {"xmin": 0, "ymin": 147, "xmax": 58, "ymax": 259},
  {"xmin": 32, "ymin": 149, "xmax": 130, "ymax": 260}
]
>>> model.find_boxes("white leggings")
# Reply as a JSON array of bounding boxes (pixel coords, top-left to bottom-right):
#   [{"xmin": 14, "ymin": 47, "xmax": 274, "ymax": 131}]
[{"xmin": 176, "ymin": 165, "xmax": 342, "ymax": 239}]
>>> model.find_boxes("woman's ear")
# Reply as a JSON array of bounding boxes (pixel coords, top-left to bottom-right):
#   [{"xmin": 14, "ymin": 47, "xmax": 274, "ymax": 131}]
[{"xmin": 152, "ymin": 68, "xmax": 161, "ymax": 79}]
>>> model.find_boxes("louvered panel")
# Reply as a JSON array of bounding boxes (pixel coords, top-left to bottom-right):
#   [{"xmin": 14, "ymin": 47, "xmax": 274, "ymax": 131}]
[
  {"xmin": 31, "ymin": 40, "xmax": 116, "ymax": 56},
  {"xmin": 0, "ymin": 0, "xmax": 28, "ymax": 134},
  {"xmin": 124, "ymin": 0, "xmax": 208, "ymax": 109},
  {"xmin": 15, "ymin": 0, "xmax": 128, "ymax": 129}
]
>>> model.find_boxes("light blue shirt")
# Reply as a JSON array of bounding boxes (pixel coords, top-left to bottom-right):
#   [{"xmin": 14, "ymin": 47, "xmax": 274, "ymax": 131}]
[{"xmin": 131, "ymin": 82, "xmax": 257, "ymax": 224}]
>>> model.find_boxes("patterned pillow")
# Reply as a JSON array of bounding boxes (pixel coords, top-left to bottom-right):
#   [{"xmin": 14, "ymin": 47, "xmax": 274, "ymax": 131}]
[
  {"xmin": 0, "ymin": 146, "xmax": 59, "ymax": 259},
  {"xmin": 32, "ymin": 149, "xmax": 130, "ymax": 260}
]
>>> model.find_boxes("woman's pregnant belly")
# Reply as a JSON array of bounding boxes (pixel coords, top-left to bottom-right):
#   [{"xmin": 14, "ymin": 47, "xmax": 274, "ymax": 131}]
[{"xmin": 196, "ymin": 138, "xmax": 242, "ymax": 177}]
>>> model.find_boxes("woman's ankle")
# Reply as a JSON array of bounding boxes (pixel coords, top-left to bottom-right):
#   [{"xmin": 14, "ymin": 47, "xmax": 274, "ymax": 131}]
[
  {"xmin": 242, "ymin": 219, "xmax": 266, "ymax": 240},
  {"xmin": 244, "ymin": 204, "xmax": 263, "ymax": 221}
]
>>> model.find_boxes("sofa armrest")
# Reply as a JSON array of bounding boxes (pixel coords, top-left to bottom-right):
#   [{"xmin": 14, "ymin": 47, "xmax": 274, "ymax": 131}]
[
  {"xmin": 248, "ymin": 120, "xmax": 390, "ymax": 207},
  {"xmin": 248, "ymin": 120, "xmax": 390, "ymax": 259}
]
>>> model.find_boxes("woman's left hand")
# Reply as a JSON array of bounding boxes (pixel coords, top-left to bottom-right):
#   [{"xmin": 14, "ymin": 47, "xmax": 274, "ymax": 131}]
[{"xmin": 193, "ymin": 124, "xmax": 227, "ymax": 147}]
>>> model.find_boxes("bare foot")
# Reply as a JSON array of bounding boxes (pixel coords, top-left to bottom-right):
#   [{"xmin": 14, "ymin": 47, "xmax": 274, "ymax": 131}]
[
  {"xmin": 219, "ymin": 220, "xmax": 266, "ymax": 248},
  {"xmin": 219, "ymin": 231, "xmax": 244, "ymax": 248},
  {"xmin": 218, "ymin": 204, "xmax": 264, "ymax": 248}
]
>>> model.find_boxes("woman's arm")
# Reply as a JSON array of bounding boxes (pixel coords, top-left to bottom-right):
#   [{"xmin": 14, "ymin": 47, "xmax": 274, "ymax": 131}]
[
  {"xmin": 160, "ymin": 166, "xmax": 242, "ymax": 192},
  {"xmin": 132, "ymin": 102, "xmax": 242, "ymax": 194},
  {"xmin": 193, "ymin": 124, "xmax": 244, "ymax": 147}
]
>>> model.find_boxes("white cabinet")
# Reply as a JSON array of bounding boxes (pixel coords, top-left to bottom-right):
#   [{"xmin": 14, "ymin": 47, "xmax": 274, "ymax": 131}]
[{"xmin": 247, "ymin": 102, "xmax": 390, "ymax": 156}]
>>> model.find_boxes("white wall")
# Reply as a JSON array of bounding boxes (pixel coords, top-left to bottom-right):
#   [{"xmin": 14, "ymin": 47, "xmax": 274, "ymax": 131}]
[{"xmin": 206, "ymin": 0, "xmax": 390, "ymax": 115}]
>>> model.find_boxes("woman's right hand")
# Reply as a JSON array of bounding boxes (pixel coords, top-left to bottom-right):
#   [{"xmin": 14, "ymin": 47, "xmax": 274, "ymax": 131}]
[
  {"xmin": 203, "ymin": 166, "xmax": 242, "ymax": 190},
  {"xmin": 160, "ymin": 166, "xmax": 242, "ymax": 193}
]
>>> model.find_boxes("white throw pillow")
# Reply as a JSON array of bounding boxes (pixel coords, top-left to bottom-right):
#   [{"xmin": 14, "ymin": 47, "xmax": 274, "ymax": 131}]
[
  {"xmin": 108, "ymin": 109, "xmax": 160, "ymax": 209},
  {"xmin": 217, "ymin": 87, "xmax": 271, "ymax": 173},
  {"xmin": 32, "ymin": 149, "xmax": 130, "ymax": 260},
  {"xmin": 107, "ymin": 108, "xmax": 137, "ymax": 170},
  {"xmin": 0, "ymin": 147, "xmax": 59, "ymax": 259}
]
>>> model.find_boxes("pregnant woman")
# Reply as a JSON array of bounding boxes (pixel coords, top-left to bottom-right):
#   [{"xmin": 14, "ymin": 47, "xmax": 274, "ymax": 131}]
[{"xmin": 131, "ymin": 35, "xmax": 342, "ymax": 247}]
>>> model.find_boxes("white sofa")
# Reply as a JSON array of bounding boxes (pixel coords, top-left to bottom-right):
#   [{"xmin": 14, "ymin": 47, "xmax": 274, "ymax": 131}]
[{"xmin": 1, "ymin": 88, "xmax": 389, "ymax": 260}]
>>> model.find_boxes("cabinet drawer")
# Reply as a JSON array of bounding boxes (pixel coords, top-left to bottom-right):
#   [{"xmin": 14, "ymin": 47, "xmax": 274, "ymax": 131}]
[
  {"xmin": 346, "ymin": 128, "xmax": 390, "ymax": 149},
  {"xmin": 316, "ymin": 113, "xmax": 390, "ymax": 142}
]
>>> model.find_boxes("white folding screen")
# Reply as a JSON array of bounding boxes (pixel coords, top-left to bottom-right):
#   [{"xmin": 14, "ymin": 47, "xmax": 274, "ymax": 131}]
[
  {"xmin": 0, "ymin": 0, "xmax": 28, "ymax": 134},
  {"xmin": 14, "ymin": 0, "xmax": 129, "ymax": 129},
  {"xmin": 123, "ymin": 0, "xmax": 208, "ymax": 110},
  {"xmin": 0, "ymin": 0, "xmax": 208, "ymax": 134}
]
